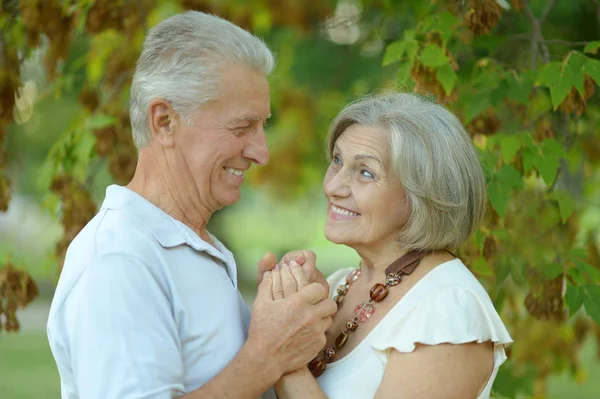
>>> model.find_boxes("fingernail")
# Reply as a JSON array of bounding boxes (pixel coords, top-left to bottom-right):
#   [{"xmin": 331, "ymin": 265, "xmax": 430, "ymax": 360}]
[
  {"xmin": 274, "ymin": 264, "xmax": 280, "ymax": 271},
  {"xmin": 290, "ymin": 260, "xmax": 299, "ymax": 267},
  {"xmin": 282, "ymin": 262, "xmax": 289, "ymax": 269},
  {"xmin": 263, "ymin": 271, "xmax": 270, "ymax": 278}
]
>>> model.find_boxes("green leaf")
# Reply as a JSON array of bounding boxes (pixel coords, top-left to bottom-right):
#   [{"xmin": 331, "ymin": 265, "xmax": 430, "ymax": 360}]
[
  {"xmin": 536, "ymin": 156, "xmax": 560, "ymax": 186},
  {"xmin": 405, "ymin": 40, "xmax": 420, "ymax": 61},
  {"xmin": 529, "ymin": 90, "xmax": 553, "ymax": 120},
  {"xmin": 549, "ymin": 66, "xmax": 573, "ymax": 110},
  {"xmin": 549, "ymin": 190, "xmax": 576, "ymax": 223},
  {"xmin": 566, "ymin": 52, "xmax": 586, "ymax": 97},
  {"xmin": 492, "ymin": 228, "xmax": 510, "ymax": 242},
  {"xmin": 488, "ymin": 180, "xmax": 512, "ymax": 218},
  {"xmin": 541, "ymin": 138, "xmax": 568, "ymax": 158},
  {"xmin": 583, "ymin": 57, "xmax": 600, "ymax": 85},
  {"xmin": 471, "ymin": 256, "xmax": 492, "ymax": 276},
  {"xmin": 565, "ymin": 283, "xmax": 584, "ymax": 316},
  {"xmin": 437, "ymin": 11, "xmax": 459, "ymax": 45},
  {"xmin": 537, "ymin": 61, "xmax": 574, "ymax": 109},
  {"xmin": 541, "ymin": 262, "xmax": 563, "ymax": 280},
  {"xmin": 500, "ymin": 135, "xmax": 521, "ymax": 163},
  {"xmin": 506, "ymin": 74, "xmax": 533, "ymax": 105},
  {"xmin": 537, "ymin": 62, "xmax": 563, "ymax": 86},
  {"xmin": 569, "ymin": 247, "xmax": 589, "ymax": 259},
  {"xmin": 495, "ymin": 257, "xmax": 511, "ymax": 283},
  {"xmin": 404, "ymin": 29, "xmax": 416, "ymax": 41},
  {"xmin": 574, "ymin": 259, "xmax": 600, "ymax": 282},
  {"xmin": 382, "ymin": 40, "xmax": 406, "ymax": 66},
  {"xmin": 496, "ymin": 165, "xmax": 523, "ymax": 188},
  {"xmin": 583, "ymin": 41, "xmax": 600, "ymax": 54},
  {"xmin": 522, "ymin": 149, "xmax": 537, "ymax": 174},
  {"xmin": 474, "ymin": 230, "xmax": 486, "ymax": 255},
  {"xmin": 568, "ymin": 266, "xmax": 588, "ymax": 285},
  {"xmin": 464, "ymin": 92, "xmax": 492, "ymax": 123},
  {"xmin": 397, "ymin": 61, "xmax": 413, "ymax": 87},
  {"xmin": 419, "ymin": 44, "xmax": 449, "ymax": 68},
  {"xmin": 583, "ymin": 285, "xmax": 600, "ymax": 325},
  {"xmin": 436, "ymin": 63, "xmax": 456, "ymax": 95},
  {"xmin": 86, "ymin": 114, "xmax": 116, "ymax": 130}
]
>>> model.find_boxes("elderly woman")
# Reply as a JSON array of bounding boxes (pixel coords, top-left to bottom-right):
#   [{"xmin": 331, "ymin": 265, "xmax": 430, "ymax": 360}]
[{"xmin": 271, "ymin": 92, "xmax": 513, "ymax": 399}]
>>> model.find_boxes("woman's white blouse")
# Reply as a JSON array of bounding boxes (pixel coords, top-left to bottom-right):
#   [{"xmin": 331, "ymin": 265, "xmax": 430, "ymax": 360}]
[{"xmin": 316, "ymin": 258, "xmax": 513, "ymax": 399}]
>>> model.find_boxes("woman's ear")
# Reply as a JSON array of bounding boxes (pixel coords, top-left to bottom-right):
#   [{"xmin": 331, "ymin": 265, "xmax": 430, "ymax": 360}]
[{"xmin": 148, "ymin": 99, "xmax": 176, "ymax": 148}]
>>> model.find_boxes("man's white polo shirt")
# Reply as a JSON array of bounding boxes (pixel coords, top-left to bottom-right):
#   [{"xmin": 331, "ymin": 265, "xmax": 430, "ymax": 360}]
[{"xmin": 47, "ymin": 185, "xmax": 258, "ymax": 398}]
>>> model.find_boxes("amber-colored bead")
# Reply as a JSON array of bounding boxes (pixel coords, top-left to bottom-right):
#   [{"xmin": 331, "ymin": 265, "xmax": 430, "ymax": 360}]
[
  {"xmin": 334, "ymin": 294, "xmax": 345, "ymax": 304},
  {"xmin": 335, "ymin": 331, "xmax": 348, "ymax": 348},
  {"xmin": 323, "ymin": 347, "xmax": 336, "ymax": 362},
  {"xmin": 345, "ymin": 318, "xmax": 358, "ymax": 332},
  {"xmin": 308, "ymin": 358, "xmax": 326, "ymax": 377},
  {"xmin": 370, "ymin": 283, "xmax": 388, "ymax": 302}
]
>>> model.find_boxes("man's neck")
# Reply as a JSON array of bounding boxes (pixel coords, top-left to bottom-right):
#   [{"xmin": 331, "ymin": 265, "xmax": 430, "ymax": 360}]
[{"xmin": 126, "ymin": 147, "xmax": 215, "ymax": 245}]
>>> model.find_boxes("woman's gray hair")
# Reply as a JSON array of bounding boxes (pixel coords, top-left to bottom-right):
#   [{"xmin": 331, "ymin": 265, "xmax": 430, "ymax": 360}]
[
  {"xmin": 130, "ymin": 11, "xmax": 275, "ymax": 149},
  {"xmin": 326, "ymin": 92, "xmax": 486, "ymax": 251}
]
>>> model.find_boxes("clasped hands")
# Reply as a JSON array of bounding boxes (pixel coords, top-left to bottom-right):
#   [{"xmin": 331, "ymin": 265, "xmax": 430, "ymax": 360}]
[{"xmin": 247, "ymin": 250, "xmax": 336, "ymax": 378}]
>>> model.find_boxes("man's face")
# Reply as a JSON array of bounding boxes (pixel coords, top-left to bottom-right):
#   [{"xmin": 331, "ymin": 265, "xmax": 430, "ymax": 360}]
[{"xmin": 172, "ymin": 65, "xmax": 271, "ymax": 211}]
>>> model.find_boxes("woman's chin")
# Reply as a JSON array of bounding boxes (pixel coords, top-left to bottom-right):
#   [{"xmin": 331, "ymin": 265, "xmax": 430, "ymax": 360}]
[{"xmin": 324, "ymin": 231, "xmax": 352, "ymax": 246}]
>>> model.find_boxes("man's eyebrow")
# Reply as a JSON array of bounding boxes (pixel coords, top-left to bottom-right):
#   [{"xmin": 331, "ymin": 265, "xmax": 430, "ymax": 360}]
[{"xmin": 231, "ymin": 113, "xmax": 272, "ymax": 124}]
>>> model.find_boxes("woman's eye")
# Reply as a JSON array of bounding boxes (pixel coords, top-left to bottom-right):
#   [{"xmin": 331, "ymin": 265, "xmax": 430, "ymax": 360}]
[
  {"xmin": 360, "ymin": 169, "xmax": 375, "ymax": 179},
  {"xmin": 332, "ymin": 155, "xmax": 342, "ymax": 165}
]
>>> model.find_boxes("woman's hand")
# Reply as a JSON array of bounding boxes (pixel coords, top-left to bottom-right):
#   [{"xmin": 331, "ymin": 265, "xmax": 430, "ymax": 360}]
[
  {"xmin": 256, "ymin": 250, "xmax": 330, "ymax": 296},
  {"xmin": 271, "ymin": 260, "xmax": 308, "ymax": 300}
]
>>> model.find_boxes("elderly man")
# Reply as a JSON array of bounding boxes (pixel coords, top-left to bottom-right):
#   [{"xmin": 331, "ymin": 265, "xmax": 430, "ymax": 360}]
[{"xmin": 46, "ymin": 11, "xmax": 336, "ymax": 399}]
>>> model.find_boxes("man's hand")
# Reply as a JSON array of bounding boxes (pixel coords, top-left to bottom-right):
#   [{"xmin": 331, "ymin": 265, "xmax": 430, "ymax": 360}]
[
  {"xmin": 247, "ymin": 269, "xmax": 336, "ymax": 377},
  {"xmin": 257, "ymin": 250, "xmax": 329, "ymax": 295}
]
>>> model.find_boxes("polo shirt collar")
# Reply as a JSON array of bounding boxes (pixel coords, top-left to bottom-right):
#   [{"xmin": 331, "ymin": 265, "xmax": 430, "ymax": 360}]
[{"xmin": 100, "ymin": 185, "xmax": 231, "ymax": 263}]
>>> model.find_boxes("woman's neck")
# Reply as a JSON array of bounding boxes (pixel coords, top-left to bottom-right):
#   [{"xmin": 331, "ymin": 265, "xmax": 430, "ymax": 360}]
[{"xmin": 355, "ymin": 244, "xmax": 410, "ymax": 283}]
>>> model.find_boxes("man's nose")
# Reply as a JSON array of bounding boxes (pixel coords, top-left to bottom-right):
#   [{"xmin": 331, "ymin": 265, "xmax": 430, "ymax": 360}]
[{"xmin": 244, "ymin": 128, "xmax": 270, "ymax": 166}]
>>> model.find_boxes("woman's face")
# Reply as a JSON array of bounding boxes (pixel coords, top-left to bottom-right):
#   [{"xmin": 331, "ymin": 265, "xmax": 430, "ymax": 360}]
[{"xmin": 323, "ymin": 124, "xmax": 410, "ymax": 251}]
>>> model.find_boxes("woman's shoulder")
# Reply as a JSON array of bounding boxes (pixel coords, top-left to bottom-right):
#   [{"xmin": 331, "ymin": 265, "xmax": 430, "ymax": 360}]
[{"xmin": 370, "ymin": 258, "xmax": 513, "ymax": 353}]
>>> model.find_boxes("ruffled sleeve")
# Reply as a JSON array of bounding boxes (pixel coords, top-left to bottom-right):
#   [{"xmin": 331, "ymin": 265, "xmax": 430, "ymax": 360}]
[{"xmin": 370, "ymin": 286, "xmax": 513, "ymax": 358}]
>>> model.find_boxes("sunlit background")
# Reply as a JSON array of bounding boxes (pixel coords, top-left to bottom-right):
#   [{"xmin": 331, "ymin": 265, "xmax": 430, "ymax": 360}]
[{"xmin": 1, "ymin": 1, "xmax": 600, "ymax": 398}]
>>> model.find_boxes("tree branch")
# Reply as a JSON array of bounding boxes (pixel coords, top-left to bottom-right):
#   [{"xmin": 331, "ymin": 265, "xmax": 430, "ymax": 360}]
[
  {"xmin": 548, "ymin": 113, "xmax": 571, "ymax": 192},
  {"xmin": 522, "ymin": 0, "xmax": 551, "ymax": 65},
  {"xmin": 539, "ymin": 0, "xmax": 559, "ymax": 25},
  {"xmin": 593, "ymin": 0, "xmax": 600, "ymax": 27},
  {"xmin": 545, "ymin": 39, "xmax": 592, "ymax": 46}
]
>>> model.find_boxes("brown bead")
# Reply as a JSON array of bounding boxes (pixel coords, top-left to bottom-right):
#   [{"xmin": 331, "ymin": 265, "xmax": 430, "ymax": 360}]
[
  {"xmin": 337, "ymin": 284, "xmax": 348, "ymax": 296},
  {"xmin": 323, "ymin": 347, "xmax": 336, "ymax": 362},
  {"xmin": 308, "ymin": 358, "xmax": 326, "ymax": 377},
  {"xmin": 335, "ymin": 331, "xmax": 348, "ymax": 348},
  {"xmin": 370, "ymin": 283, "xmax": 389, "ymax": 302},
  {"xmin": 334, "ymin": 294, "xmax": 345, "ymax": 304},
  {"xmin": 345, "ymin": 318, "xmax": 358, "ymax": 332}
]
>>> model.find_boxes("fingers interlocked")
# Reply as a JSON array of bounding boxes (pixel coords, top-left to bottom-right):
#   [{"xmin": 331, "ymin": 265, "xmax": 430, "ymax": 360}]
[{"xmin": 271, "ymin": 260, "xmax": 309, "ymax": 300}]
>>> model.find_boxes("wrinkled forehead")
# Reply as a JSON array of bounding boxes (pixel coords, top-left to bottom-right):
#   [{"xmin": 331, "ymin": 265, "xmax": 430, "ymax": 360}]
[{"xmin": 334, "ymin": 124, "xmax": 393, "ymax": 164}]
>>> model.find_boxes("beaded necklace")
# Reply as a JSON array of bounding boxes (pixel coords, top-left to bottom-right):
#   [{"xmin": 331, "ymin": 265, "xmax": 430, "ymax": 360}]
[{"xmin": 308, "ymin": 250, "xmax": 426, "ymax": 378}]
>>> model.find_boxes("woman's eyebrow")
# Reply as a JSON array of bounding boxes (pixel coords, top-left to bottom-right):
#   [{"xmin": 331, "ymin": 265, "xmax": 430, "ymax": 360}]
[{"xmin": 354, "ymin": 154, "xmax": 381, "ymax": 164}]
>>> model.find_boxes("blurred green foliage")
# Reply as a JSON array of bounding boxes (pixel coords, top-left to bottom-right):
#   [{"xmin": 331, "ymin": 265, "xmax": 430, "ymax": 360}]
[{"xmin": 1, "ymin": 0, "xmax": 600, "ymax": 398}]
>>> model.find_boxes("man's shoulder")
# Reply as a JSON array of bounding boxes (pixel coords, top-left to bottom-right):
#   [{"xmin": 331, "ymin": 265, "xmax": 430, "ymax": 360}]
[{"xmin": 68, "ymin": 207, "xmax": 161, "ymax": 258}]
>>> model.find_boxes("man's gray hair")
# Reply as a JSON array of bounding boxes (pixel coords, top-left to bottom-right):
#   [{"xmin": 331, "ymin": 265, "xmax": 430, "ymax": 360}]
[
  {"xmin": 130, "ymin": 11, "xmax": 276, "ymax": 149},
  {"xmin": 326, "ymin": 92, "xmax": 487, "ymax": 251}
]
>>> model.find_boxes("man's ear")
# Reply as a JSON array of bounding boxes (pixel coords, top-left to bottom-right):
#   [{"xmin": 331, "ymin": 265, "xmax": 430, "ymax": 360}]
[{"xmin": 148, "ymin": 99, "xmax": 177, "ymax": 147}]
